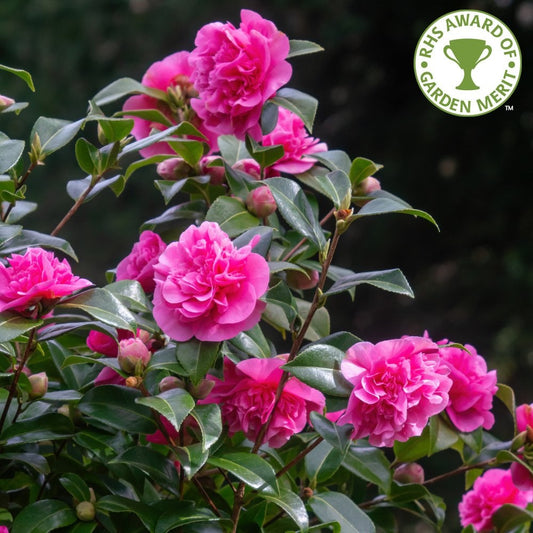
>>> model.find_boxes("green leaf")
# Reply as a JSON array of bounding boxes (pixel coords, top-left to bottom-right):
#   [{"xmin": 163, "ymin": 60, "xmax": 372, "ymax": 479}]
[
  {"xmin": 0, "ymin": 139, "xmax": 25, "ymax": 173},
  {"xmin": 349, "ymin": 157, "xmax": 383, "ymax": 186},
  {"xmin": 263, "ymin": 281, "xmax": 299, "ymax": 331},
  {"xmin": 0, "ymin": 64, "xmax": 34, "ymax": 90},
  {"xmin": 0, "ymin": 313, "xmax": 42, "ymax": 342},
  {"xmin": 75, "ymin": 138, "xmax": 99, "ymax": 175},
  {"xmin": 59, "ymin": 473, "xmax": 91, "ymax": 503},
  {"xmin": 136, "ymin": 388, "xmax": 195, "ymax": 434},
  {"xmin": 284, "ymin": 344, "xmax": 352, "ymax": 397},
  {"xmin": 232, "ymin": 225, "xmax": 274, "ymax": 257},
  {"xmin": 305, "ymin": 439, "xmax": 344, "ymax": 484},
  {"xmin": 93, "ymin": 77, "xmax": 165, "ymax": 106},
  {"xmin": 3, "ymin": 200, "xmax": 37, "ymax": 224},
  {"xmin": 428, "ymin": 416, "xmax": 459, "ymax": 455},
  {"xmin": 271, "ymin": 88, "xmax": 318, "ymax": 133},
  {"xmin": 297, "ymin": 168, "xmax": 351, "ymax": 209},
  {"xmin": 78, "ymin": 385, "xmax": 157, "ymax": 434},
  {"xmin": 0, "ymin": 229, "xmax": 78, "ymax": 260},
  {"xmin": 167, "ymin": 138, "xmax": 206, "ymax": 167},
  {"xmin": 59, "ymin": 287, "xmax": 136, "ymax": 331},
  {"xmin": 296, "ymin": 298, "xmax": 330, "ymax": 341},
  {"xmin": 176, "ymin": 339, "xmax": 220, "ymax": 385},
  {"xmin": 46, "ymin": 340, "xmax": 90, "ymax": 391},
  {"xmin": 189, "ymin": 404, "xmax": 222, "ymax": 451},
  {"xmin": 105, "ymin": 279, "xmax": 150, "ymax": 313},
  {"xmin": 0, "ymin": 222, "xmax": 22, "ymax": 244},
  {"xmin": 218, "ymin": 135, "xmax": 251, "ymax": 165},
  {"xmin": 67, "ymin": 174, "xmax": 125, "ymax": 203},
  {"xmin": 307, "ymin": 331, "xmax": 361, "ymax": 352},
  {"xmin": 205, "ymin": 196, "xmax": 260, "ymax": 237},
  {"xmin": 141, "ymin": 200, "xmax": 206, "ymax": 231},
  {"xmin": 228, "ymin": 324, "xmax": 272, "ymax": 359},
  {"xmin": 124, "ymin": 154, "xmax": 169, "ymax": 179},
  {"xmin": 353, "ymin": 190, "xmax": 439, "ymax": 229},
  {"xmin": 96, "ymin": 495, "xmax": 156, "ymax": 531},
  {"xmin": 146, "ymin": 346, "xmax": 187, "ymax": 374},
  {"xmin": 261, "ymin": 101, "xmax": 279, "ymax": 135},
  {"xmin": 342, "ymin": 444, "xmax": 392, "ymax": 493},
  {"xmin": 207, "ymin": 452, "xmax": 279, "ymax": 493},
  {"xmin": 31, "ymin": 117, "xmax": 84, "ymax": 156},
  {"xmin": 310, "ymin": 412, "xmax": 353, "ymax": 452},
  {"xmin": 288, "ymin": 39, "xmax": 325, "ymax": 58},
  {"xmin": 309, "ymin": 491, "xmax": 375, "ymax": 533},
  {"xmin": 266, "ymin": 177, "xmax": 326, "ymax": 250},
  {"xmin": 0, "ymin": 452, "xmax": 50, "ymax": 475},
  {"xmin": 496, "ymin": 383, "xmax": 516, "ymax": 421},
  {"xmin": 173, "ymin": 442, "xmax": 209, "ymax": 478},
  {"xmin": 492, "ymin": 503, "xmax": 533, "ymax": 532},
  {"xmin": 394, "ymin": 425, "xmax": 431, "ymax": 463},
  {"xmin": 261, "ymin": 489, "xmax": 309, "ymax": 531},
  {"xmin": 11, "ymin": 499, "xmax": 76, "ymax": 533},
  {"xmin": 98, "ymin": 118, "xmax": 134, "ymax": 142},
  {"xmin": 121, "ymin": 124, "xmax": 181, "ymax": 156},
  {"xmin": 154, "ymin": 504, "xmax": 221, "ymax": 533},
  {"xmin": 154, "ymin": 175, "xmax": 210, "ymax": 205},
  {"xmin": 325, "ymin": 268, "xmax": 414, "ymax": 298},
  {"xmin": 312, "ymin": 150, "xmax": 352, "ymax": 174},
  {"xmin": 0, "ymin": 413, "xmax": 74, "ymax": 446},
  {"xmin": 245, "ymin": 135, "xmax": 284, "ymax": 169},
  {"xmin": 111, "ymin": 446, "xmax": 180, "ymax": 496}
]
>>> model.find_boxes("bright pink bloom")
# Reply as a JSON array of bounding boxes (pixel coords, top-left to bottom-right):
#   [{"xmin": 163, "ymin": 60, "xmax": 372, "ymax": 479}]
[
  {"xmin": 511, "ymin": 403, "xmax": 533, "ymax": 490},
  {"xmin": 203, "ymin": 356, "xmax": 325, "ymax": 448},
  {"xmin": 116, "ymin": 230, "xmax": 167, "ymax": 293},
  {"xmin": 459, "ymin": 468, "xmax": 533, "ymax": 531},
  {"xmin": 189, "ymin": 9, "xmax": 292, "ymax": 140},
  {"xmin": 0, "ymin": 247, "xmax": 92, "ymax": 317},
  {"xmin": 337, "ymin": 337, "xmax": 452, "ymax": 447},
  {"xmin": 152, "ymin": 221, "xmax": 269, "ymax": 342},
  {"xmin": 0, "ymin": 526, "xmax": 9, "ymax": 533},
  {"xmin": 262, "ymin": 107, "xmax": 327, "ymax": 174},
  {"xmin": 516, "ymin": 403, "xmax": 533, "ymax": 432},
  {"xmin": 438, "ymin": 342, "xmax": 497, "ymax": 433},
  {"xmin": 122, "ymin": 51, "xmax": 216, "ymax": 157}
]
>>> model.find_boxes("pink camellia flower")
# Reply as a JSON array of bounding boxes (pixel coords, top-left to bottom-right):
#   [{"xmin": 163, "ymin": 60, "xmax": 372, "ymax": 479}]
[
  {"xmin": 232, "ymin": 159, "xmax": 263, "ymax": 180},
  {"xmin": 511, "ymin": 403, "xmax": 533, "ymax": 491},
  {"xmin": 152, "ymin": 221, "xmax": 269, "ymax": 342},
  {"xmin": 0, "ymin": 526, "xmax": 9, "ymax": 533},
  {"xmin": 337, "ymin": 337, "xmax": 452, "ymax": 447},
  {"xmin": 262, "ymin": 107, "xmax": 327, "ymax": 174},
  {"xmin": 0, "ymin": 94, "xmax": 15, "ymax": 111},
  {"xmin": 189, "ymin": 9, "xmax": 292, "ymax": 140},
  {"xmin": 437, "ymin": 341, "xmax": 498, "ymax": 433},
  {"xmin": 0, "ymin": 247, "xmax": 92, "ymax": 317},
  {"xmin": 122, "ymin": 51, "xmax": 216, "ymax": 157},
  {"xmin": 516, "ymin": 403, "xmax": 533, "ymax": 433},
  {"xmin": 459, "ymin": 468, "xmax": 533, "ymax": 532},
  {"xmin": 202, "ymin": 356, "xmax": 325, "ymax": 448},
  {"xmin": 116, "ymin": 230, "xmax": 167, "ymax": 293}
]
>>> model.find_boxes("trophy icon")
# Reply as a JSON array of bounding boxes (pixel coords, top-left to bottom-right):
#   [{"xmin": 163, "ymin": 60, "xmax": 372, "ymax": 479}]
[{"xmin": 443, "ymin": 39, "xmax": 492, "ymax": 90}]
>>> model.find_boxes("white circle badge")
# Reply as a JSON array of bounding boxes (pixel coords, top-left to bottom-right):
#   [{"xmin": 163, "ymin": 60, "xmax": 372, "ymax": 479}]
[{"xmin": 414, "ymin": 10, "xmax": 522, "ymax": 116}]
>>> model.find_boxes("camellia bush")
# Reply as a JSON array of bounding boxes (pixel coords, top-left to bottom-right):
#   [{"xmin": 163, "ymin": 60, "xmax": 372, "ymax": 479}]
[{"xmin": 1, "ymin": 9, "xmax": 533, "ymax": 533}]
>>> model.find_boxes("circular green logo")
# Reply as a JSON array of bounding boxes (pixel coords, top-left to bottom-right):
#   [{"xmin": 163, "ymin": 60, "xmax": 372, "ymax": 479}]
[{"xmin": 414, "ymin": 10, "xmax": 522, "ymax": 116}]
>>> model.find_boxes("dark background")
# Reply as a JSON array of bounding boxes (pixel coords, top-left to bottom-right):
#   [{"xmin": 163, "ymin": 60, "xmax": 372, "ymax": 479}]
[{"xmin": 1, "ymin": 1, "xmax": 531, "ymax": 528}]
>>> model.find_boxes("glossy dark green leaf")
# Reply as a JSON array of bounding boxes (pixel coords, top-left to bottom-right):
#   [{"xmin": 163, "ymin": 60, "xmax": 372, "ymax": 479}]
[
  {"xmin": 154, "ymin": 504, "xmax": 221, "ymax": 533},
  {"xmin": 312, "ymin": 150, "xmax": 352, "ymax": 174},
  {"xmin": 167, "ymin": 138, "xmax": 205, "ymax": 167},
  {"xmin": 111, "ymin": 446, "xmax": 180, "ymax": 495},
  {"xmin": 245, "ymin": 135, "xmax": 284, "ymax": 169},
  {"xmin": 0, "ymin": 229, "xmax": 78, "ymax": 260},
  {"xmin": 0, "ymin": 413, "xmax": 74, "ymax": 446},
  {"xmin": 217, "ymin": 135, "xmax": 251, "ymax": 165},
  {"xmin": 306, "ymin": 331, "xmax": 361, "ymax": 352},
  {"xmin": 105, "ymin": 280, "xmax": 150, "ymax": 313},
  {"xmin": 205, "ymin": 196, "xmax": 260, "ymax": 237},
  {"xmin": 31, "ymin": 117, "xmax": 84, "ymax": 156},
  {"xmin": 78, "ymin": 385, "xmax": 157, "ymax": 434},
  {"xmin": 47, "ymin": 340, "xmax": 91, "ymax": 391},
  {"xmin": 176, "ymin": 339, "xmax": 220, "ymax": 385},
  {"xmin": 349, "ymin": 156, "xmax": 383, "ymax": 186},
  {"xmin": 174, "ymin": 442, "xmax": 209, "ymax": 478},
  {"xmin": 325, "ymin": 268, "xmax": 414, "ymax": 298},
  {"xmin": 288, "ymin": 39, "xmax": 325, "ymax": 58},
  {"xmin": 96, "ymin": 495, "xmax": 157, "ymax": 531},
  {"xmin": 124, "ymin": 154, "xmax": 170, "ymax": 179},
  {"xmin": 93, "ymin": 77, "xmax": 165, "ymax": 106},
  {"xmin": 66, "ymin": 174, "xmax": 125, "ymax": 203},
  {"xmin": 309, "ymin": 491, "xmax": 375, "ymax": 533},
  {"xmin": 146, "ymin": 345, "xmax": 187, "ymax": 374},
  {"xmin": 0, "ymin": 313, "xmax": 42, "ymax": 342},
  {"xmin": 271, "ymin": 88, "xmax": 318, "ymax": 133},
  {"xmin": 154, "ymin": 175, "xmax": 209, "ymax": 205},
  {"xmin": 136, "ymin": 388, "xmax": 195, "ymax": 434},
  {"xmin": 11, "ymin": 499, "xmax": 76, "ymax": 533},
  {"xmin": 492, "ymin": 503, "xmax": 533, "ymax": 532},
  {"xmin": 75, "ymin": 138, "xmax": 99, "ymax": 175},
  {"xmin": 261, "ymin": 488, "xmax": 309, "ymax": 531},
  {"xmin": 266, "ymin": 177, "xmax": 326, "ymax": 250},
  {"xmin": 263, "ymin": 281, "xmax": 298, "ymax": 331},
  {"xmin": 232, "ymin": 225, "xmax": 274, "ymax": 257},
  {"xmin": 496, "ymin": 383, "xmax": 516, "ymax": 420},
  {"xmin": 59, "ymin": 287, "xmax": 136, "ymax": 331},
  {"xmin": 305, "ymin": 439, "xmax": 344, "ymax": 484},
  {"xmin": 207, "ymin": 452, "xmax": 279, "ymax": 493},
  {"xmin": 0, "ymin": 452, "xmax": 50, "ymax": 475},
  {"xmin": 285, "ymin": 344, "xmax": 351, "ymax": 397},
  {"xmin": 310, "ymin": 412, "xmax": 353, "ymax": 452},
  {"xmin": 296, "ymin": 298, "xmax": 330, "ymax": 341},
  {"xmin": 297, "ymin": 168, "xmax": 351, "ymax": 209},
  {"xmin": 98, "ymin": 118, "xmax": 134, "ymax": 142},
  {"xmin": 342, "ymin": 444, "xmax": 392, "ymax": 493},
  {"xmin": 228, "ymin": 324, "xmax": 272, "ymax": 359},
  {"xmin": 59, "ymin": 473, "xmax": 91, "ymax": 503},
  {"xmin": 0, "ymin": 63, "xmax": 35, "ymax": 91},
  {"xmin": 189, "ymin": 404, "xmax": 222, "ymax": 451},
  {"xmin": 141, "ymin": 200, "xmax": 206, "ymax": 231},
  {"xmin": 394, "ymin": 425, "xmax": 430, "ymax": 463},
  {"xmin": 0, "ymin": 222, "xmax": 22, "ymax": 245},
  {"xmin": 0, "ymin": 139, "xmax": 25, "ymax": 173},
  {"xmin": 121, "ymin": 124, "xmax": 181, "ymax": 155},
  {"xmin": 2, "ymin": 200, "xmax": 36, "ymax": 224},
  {"xmin": 261, "ymin": 100, "xmax": 279, "ymax": 135}
]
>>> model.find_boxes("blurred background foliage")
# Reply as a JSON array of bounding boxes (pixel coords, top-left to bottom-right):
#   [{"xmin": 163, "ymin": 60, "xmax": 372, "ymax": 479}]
[{"xmin": 1, "ymin": 0, "xmax": 532, "ymax": 418}]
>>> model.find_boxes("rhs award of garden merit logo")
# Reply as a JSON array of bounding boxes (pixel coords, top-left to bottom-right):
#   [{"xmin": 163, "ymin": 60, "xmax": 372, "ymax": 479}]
[{"xmin": 414, "ymin": 10, "xmax": 522, "ymax": 116}]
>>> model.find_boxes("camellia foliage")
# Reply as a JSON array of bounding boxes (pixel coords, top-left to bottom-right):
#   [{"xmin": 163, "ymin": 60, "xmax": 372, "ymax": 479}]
[{"xmin": 1, "ymin": 9, "xmax": 533, "ymax": 533}]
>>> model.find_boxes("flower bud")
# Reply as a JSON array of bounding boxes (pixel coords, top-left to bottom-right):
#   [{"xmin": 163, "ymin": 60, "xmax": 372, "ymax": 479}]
[
  {"xmin": 246, "ymin": 186, "xmax": 277, "ymax": 218},
  {"xmin": 232, "ymin": 158, "xmax": 262, "ymax": 180},
  {"xmin": 353, "ymin": 177, "xmax": 381, "ymax": 206},
  {"xmin": 117, "ymin": 337, "xmax": 151, "ymax": 375},
  {"xmin": 159, "ymin": 375, "xmax": 185, "ymax": 393},
  {"xmin": 0, "ymin": 94, "xmax": 15, "ymax": 111},
  {"xmin": 286, "ymin": 268, "xmax": 320, "ymax": 290},
  {"xmin": 28, "ymin": 372, "xmax": 48, "ymax": 399},
  {"xmin": 199, "ymin": 156, "xmax": 226, "ymax": 185},
  {"xmin": 393, "ymin": 462, "xmax": 425, "ymax": 484},
  {"xmin": 76, "ymin": 501, "xmax": 96, "ymax": 522},
  {"xmin": 125, "ymin": 376, "xmax": 142, "ymax": 388},
  {"xmin": 156, "ymin": 158, "xmax": 192, "ymax": 180},
  {"xmin": 188, "ymin": 378, "xmax": 215, "ymax": 400}
]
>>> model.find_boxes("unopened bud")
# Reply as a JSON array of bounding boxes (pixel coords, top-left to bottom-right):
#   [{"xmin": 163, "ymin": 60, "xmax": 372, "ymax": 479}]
[
  {"xmin": 159, "ymin": 376, "xmax": 185, "ymax": 393},
  {"xmin": 200, "ymin": 156, "xmax": 226, "ymax": 185},
  {"xmin": 28, "ymin": 372, "xmax": 48, "ymax": 399},
  {"xmin": 286, "ymin": 269, "xmax": 320, "ymax": 290},
  {"xmin": 232, "ymin": 158, "xmax": 262, "ymax": 180},
  {"xmin": 246, "ymin": 186, "xmax": 277, "ymax": 218},
  {"xmin": 301, "ymin": 487, "xmax": 314, "ymax": 499},
  {"xmin": 125, "ymin": 376, "xmax": 142, "ymax": 388},
  {"xmin": 156, "ymin": 158, "xmax": 192, "ymax": 180},
  {"xmin": 393, "ymin": 462, "xmax": 425, "ymax": 484},
  {"xmin": 76, "ymin": 501, "xmax": 96, "ymax": 522},
  {"xmin": 188, "ymin": 378, "xmax": 215, "ymax": 400},
  {"xmin": 118, "ymin": 338, "xmax": 151, "ymax": 375},
  {"xmin": 353, "ymin": 177, "xmax": 381, "ymax": 206},
  {"xmin": 0, "ymin": 94, "xmax": 15, "ymax": 111}
]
